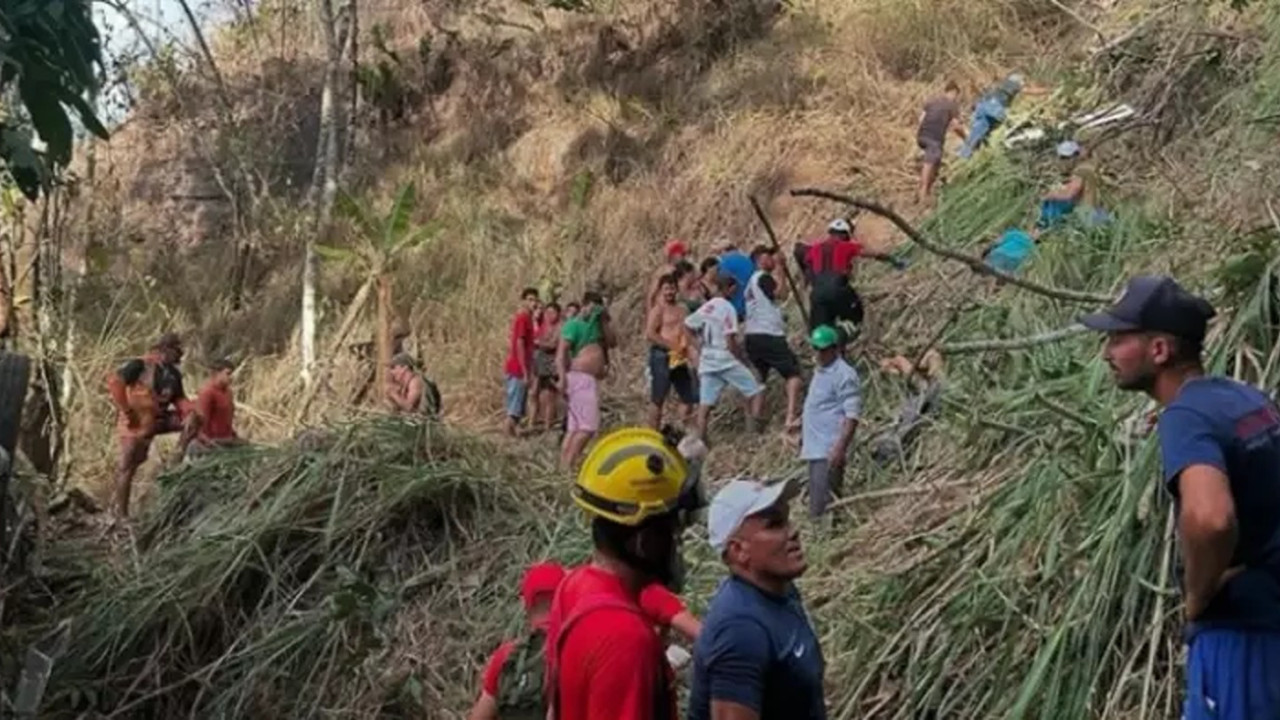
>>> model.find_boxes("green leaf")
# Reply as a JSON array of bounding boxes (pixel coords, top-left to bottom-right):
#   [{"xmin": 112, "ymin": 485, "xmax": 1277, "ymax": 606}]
[
  {"xmin": 314, "ymin": 244, "xmax": 358, "ymax": 264},
  {"xmin": 19, "ymin": 74, "xmax": 73, "ymax": 165},
  {"xmin": 381, "ymin": 182, "xmax": 416, "ymax": 249},
  {"xmin": 335, "ymin": 191, "xmax": 378, "ymax": 239}
]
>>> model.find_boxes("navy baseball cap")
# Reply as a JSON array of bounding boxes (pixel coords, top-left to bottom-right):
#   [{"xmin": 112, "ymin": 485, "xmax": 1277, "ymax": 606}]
[{"xmin": 1079, "ymin": 275, "xmax": 1215, "ymax": 342}]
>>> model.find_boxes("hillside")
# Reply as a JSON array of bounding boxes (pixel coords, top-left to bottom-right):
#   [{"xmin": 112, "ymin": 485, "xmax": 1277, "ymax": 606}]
[{"xmin": 3, "ymin": 0, "xmax": 1280, "ymax": 717}]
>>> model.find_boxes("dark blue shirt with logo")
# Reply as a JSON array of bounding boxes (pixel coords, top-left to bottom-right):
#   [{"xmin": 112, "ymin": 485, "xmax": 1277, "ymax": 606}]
[
  {"xmin": 688, "ymin": 575, "xmax": 825, "ymax": 720},
  {"xmin": 1158, "ymin": 377, "xmax": 1280, "ymax": 636}
]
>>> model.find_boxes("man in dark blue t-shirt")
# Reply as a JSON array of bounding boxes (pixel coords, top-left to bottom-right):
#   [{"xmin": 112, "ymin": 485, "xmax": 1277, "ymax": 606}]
[
  {"xmin": 689, "ymin": 477, "xmax": 825, "ymax": 720},
  {"xmin": 1082, "ymin": 275, "xmax": 1280, "ymax": 720}
]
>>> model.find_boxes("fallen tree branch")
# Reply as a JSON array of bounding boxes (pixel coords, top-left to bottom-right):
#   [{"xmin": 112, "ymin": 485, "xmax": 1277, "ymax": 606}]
[
  {"xmin": 789, "ymin": 188, "xmax": 1114, "ymax": 304},
  {"xmin": 940, "ymin": 324, "xmax": 1091, "ymax": 354}
]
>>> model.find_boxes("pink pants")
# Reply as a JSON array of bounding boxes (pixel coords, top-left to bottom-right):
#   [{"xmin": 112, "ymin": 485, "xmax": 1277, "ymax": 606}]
[{"xmin": 565, "ymin": 371, "xmax": 600, "ymax": 433}]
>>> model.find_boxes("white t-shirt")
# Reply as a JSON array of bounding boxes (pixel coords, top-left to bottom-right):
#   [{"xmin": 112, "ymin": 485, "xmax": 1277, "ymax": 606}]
[
  {"xmin": 684, "ymin": 297, "xmax": 739, "ymax": 372},
  {"xmin": 744, "ymin": 270, "xmax": 786, "ymax": 337}
]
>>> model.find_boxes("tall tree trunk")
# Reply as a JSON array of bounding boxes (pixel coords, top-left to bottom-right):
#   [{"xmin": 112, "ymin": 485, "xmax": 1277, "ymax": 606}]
[{"xmin": 303, "ymin": 0, "xmax": 345, "ymax": 388}]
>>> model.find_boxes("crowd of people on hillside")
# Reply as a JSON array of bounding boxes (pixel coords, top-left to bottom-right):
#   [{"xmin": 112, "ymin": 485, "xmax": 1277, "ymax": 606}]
[{"xmin": 499, "ymin": 218, "xmax": 897, "ymax": 519}]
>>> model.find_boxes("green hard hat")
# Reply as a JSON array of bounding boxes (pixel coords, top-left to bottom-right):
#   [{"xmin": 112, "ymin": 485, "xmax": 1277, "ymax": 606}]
[{"xmin": 810, "ymin": 325, "xmax": 839, "ymax": 350}]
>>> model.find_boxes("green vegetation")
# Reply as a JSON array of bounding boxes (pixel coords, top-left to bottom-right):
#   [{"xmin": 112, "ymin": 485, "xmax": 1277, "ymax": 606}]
[{"xmin": 0, "ymin": 0, "xmax": 107, "ymax": 198}]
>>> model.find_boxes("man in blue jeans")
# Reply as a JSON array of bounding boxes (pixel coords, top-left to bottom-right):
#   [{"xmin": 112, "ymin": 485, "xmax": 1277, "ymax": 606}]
[
  {"xmin": 689, "ymin": 477, "xmax": 825, "ymax": 720},
  {"xmin": 958, "ymin": 73, "xmax": 1036, "ymax": 158},
  {"xmin": 1082, "ymin": 275, "xmax": 1280, "ymax": 719}
]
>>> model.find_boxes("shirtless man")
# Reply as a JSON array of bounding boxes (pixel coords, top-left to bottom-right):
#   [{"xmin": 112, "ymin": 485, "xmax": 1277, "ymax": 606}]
[
  {"xmin": 556, "ymin": 291, "xmax": 616, "ymax": 468},
  {"xmin": 646, "ymin": 274, "xmax": 699, "ymax": 429},
  {"xmin": 647, "ymin": 239, "xmax": 690, "ymax": 308},
  {"xmin": 106, "ymin": 332, "xmax": 197, "ymax": 518},
  {"xmin": 386, "ymin": 353, "xmax": 440, "ymax": 417}
]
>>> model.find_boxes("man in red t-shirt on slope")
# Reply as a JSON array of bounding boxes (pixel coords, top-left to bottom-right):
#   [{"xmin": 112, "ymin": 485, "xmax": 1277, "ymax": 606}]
[
  {"xmin": 504, "ymin": 288, "xmax": 541, "ymax": 437},
  {"xmin": 799, "ymin": 218, "xmax": 905, "ymax": 347},
  {"xmin": 546, "ymin": 427, "xmax": 708, "ymax": 720},
  {"xmin": 189, "ymin": 358, "xmax": 244, "ymax": 457}
]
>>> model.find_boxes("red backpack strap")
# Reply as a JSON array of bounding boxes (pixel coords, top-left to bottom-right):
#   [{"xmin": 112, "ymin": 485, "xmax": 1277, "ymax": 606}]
[{"xmin": 546, "ymin": 595, "xmax": 647, "ymax": 720}]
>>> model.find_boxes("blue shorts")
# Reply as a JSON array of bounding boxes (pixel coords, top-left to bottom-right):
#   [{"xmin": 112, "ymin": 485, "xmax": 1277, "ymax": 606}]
[
  {"xmin": 504, "ymin": 376, "xmax": 527, "ymax": 419},
  {"xmin": 1184, "ymin": 629, "xmax": 1280, "ymax": 720},
  {"xmin": 699, "ymin": 362, "xmax": 762, "ymax": 406}
]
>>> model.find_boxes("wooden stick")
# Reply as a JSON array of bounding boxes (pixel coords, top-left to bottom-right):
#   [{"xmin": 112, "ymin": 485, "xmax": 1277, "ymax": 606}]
[
  {"xmin": 789, "ymin": 188, "xmax": 1114, "ymax": 304},
  {"xmin": 940, "ymin": 324, "xmax": 1091, "ymax": 354},
  {"xmin": 749, "ymin": 195, "xmax": 810, "ymax": 328}
]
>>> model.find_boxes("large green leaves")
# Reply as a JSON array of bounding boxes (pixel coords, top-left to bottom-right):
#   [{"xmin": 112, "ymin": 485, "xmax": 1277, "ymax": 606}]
[
  {"xmin": 0, "ymin": 0, "xmax": 108, "ymax": 199},
  {"xmin": 327, "ymin": 183, "xmax": 437, "ymax": 272}
]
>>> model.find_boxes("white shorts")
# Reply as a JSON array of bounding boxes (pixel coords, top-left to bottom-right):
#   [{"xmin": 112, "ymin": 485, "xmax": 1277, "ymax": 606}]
[{"xmin": 699, "ymin": 362, "xmax": 762, "ymax": 406}]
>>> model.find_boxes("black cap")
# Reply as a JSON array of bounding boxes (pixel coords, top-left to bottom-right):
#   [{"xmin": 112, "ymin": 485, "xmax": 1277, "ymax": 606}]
[{"xmin": 1079, "ymin": 275, "xmax": 1215, "ymax": 342}]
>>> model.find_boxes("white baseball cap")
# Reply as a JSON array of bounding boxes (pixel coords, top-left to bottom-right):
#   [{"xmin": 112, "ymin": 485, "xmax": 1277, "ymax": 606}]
[
  {"xmin": 707, "ymin": 477, "xmax": 799, "ymax": 554},
  {"xmin": 827, "ymin": 218, "xmax": 852, "ymax": 235},
  {"xmin": 1056, "ymin": 140, "xmax": 1082, "ymax": 158}
]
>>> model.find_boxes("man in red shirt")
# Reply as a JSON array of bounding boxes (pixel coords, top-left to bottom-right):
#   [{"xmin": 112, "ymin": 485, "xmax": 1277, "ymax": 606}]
[
  {"xmin": 191, "ymin": 359, "xmax": 242, "ymax": 454},
  {"xmin": 467, "ymin": 563, "xmax": 703, "ymax": 720},
  {"xmin": 800, "ymin": 218, "xmax": 905, "ymax": 347},
  {"xmin": 504, "ymin": 288, "xmax": 540, "ymax": 436},
  {"xmin": 546, "ymin": 427, "xmax": 707, "ymax": 720},
  {"xmin": 469, "ymin": 562, "xmax": 567, "ymax": 720}
]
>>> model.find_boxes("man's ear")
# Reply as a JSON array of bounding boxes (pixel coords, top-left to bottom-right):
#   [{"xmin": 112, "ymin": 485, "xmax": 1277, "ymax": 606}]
[{"xmin": 1149, "ymin": 334, "xmax": 1172, "ymax": 366}]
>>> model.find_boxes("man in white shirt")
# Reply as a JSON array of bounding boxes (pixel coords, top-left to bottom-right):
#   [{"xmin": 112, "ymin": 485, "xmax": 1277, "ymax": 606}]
[
  {"xmin": 745, "ymin": 245, "xmax": 803, "ymax": 432},
  {"xmin": 685, "ymin": 273, "xmax": 764, "ymax": 442},
  {"xmin": 800, "ymin": 325, "xmax": 861, "ymax": 517}
]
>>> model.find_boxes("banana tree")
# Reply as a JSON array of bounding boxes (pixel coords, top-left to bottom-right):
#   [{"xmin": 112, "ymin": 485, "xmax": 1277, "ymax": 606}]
[{"xmin": 295, "ymin": 183, "xmax": 436, "ymax": 421}]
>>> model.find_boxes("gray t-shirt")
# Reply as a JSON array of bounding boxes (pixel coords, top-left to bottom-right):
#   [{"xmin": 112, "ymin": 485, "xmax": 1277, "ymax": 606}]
[
  {"xmin": 800, "ymin": 358, "xmax": 862, "ymax": 460},
  {"xmin": 918, "ymin": 95, "xmax": 959, "ymax": 143}
]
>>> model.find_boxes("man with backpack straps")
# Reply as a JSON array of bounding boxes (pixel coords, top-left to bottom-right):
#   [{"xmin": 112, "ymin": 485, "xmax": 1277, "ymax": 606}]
[
  {"xmin": 545, "ymin": 427, "xmax": 708, "ymax": 720},
  {"xmin": 800, "ymin": 219, "xmax": 905, "ymax": 347},
  {"xmin": 468, "ymin": 558, "xmax": 703, "ymax": 720}
]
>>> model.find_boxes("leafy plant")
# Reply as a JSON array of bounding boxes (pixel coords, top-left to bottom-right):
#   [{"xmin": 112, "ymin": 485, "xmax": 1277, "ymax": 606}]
[
  {"xmin": 319, "ymin": 183, "xmax": 439, "ymax": 273},
  {"xmin": 0, "ymin": 0, "xmax": 109, "ymax": 198}
]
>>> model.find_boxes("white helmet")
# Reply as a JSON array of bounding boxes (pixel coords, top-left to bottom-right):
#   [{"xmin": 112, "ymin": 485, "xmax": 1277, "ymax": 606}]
[{"xmin": 827, "ymin": 218, "xmax": 852, "ymax": 235}]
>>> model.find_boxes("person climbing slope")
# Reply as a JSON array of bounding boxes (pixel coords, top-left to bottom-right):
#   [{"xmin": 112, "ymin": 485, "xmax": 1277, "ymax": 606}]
[
  {"xmin": 802, "ymin": 219, "xmax": 905, "ymax": 347},
  {"xmin": 106, "ymin": 332, "xmax": 197, "ymax": 518},
  {"xmin": 546, "ymin": 427, "xmax": 707, "ymax": 720},
  {"xmin": 957, "ymin": 72, "xmax": 1046, "ymax": 158},
  {"xmin": 646, "ymin": 274, "xmax": 699, "ymax": 430},
  {"xmin": 1081, "ymin": 276, "xmax": 1280, "ymax": 719},
  {"xmin": 557, "ymin": 292, "xmax": 616, "ymax": 468},
  {"xmin": 744, "ymin": 245, "xmax": 803, "ymax": 432},
  {"xmin": 916, "ymin": 81, "xmax": 967, "ymax": 203},
  {"xmin": 684, "ymin": 273, "xmax": 764, "ymax": 442},
  {"xmin": 503, "ymin": 288, "xmax": 540, "ymax": 436}
]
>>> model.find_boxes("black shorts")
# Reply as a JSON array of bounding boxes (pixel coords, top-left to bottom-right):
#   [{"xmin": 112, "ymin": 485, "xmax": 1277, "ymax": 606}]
[
  {"xmin": 809, "ymin": 286, "xmax": 864, "ymax": 329},
  {"xmin": 745, "ymin": 334, "xmax": 800, "ymax": 380},
  {"xmin": 648, "ymin": 346, "xmax": 698, "ymax": 406},
  {"xmin": 918, "ymin": 135, "xmax": 944, "ymax": 165}
]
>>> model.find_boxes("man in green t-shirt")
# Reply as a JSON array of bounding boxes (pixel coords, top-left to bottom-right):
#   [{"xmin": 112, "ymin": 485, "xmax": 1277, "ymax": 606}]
[{"xmin": 556, "ymin": 291, "xmax": 615, "ymax": 468}]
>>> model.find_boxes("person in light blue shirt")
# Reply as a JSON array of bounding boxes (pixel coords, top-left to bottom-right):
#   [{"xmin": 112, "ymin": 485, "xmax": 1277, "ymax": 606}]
[
  {"xmin": 799, "ymin": 325, "xmax": 861, "ymax": 517},
  {"xmin": 689, "ymin": 477, "xmax": 825, "ymax": 720},
  {"xmin": 714, "ymin": 238, "xmax": 756, "ymax": 321},
  {"xmin": 958, "ymin": 73, "xmax": 1030, "ymax": 158}
]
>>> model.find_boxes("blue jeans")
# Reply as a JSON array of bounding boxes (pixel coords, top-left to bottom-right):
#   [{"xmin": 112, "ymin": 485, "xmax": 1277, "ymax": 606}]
[
  {"xmin": 1184, "ymin": 629, "xmax": 1280, "ymax": 719},
  {"xmin": 958, "ymin": 97, "xmax": 1008, "ymax": 158},
  {"xmin": 503, "ymin": 376, "xmax": 527, "ymax": 419}
]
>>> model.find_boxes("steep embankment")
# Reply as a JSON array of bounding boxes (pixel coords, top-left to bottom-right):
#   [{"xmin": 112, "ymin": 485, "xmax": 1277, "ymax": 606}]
[{"xmin": 9, "ymin": 0, "xmax": 1280, "ymax": 717}]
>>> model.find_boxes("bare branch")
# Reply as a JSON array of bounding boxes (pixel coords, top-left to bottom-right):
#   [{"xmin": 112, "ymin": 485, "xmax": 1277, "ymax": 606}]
[
  {"xmin": 940, "ymin": 324, "xmax": 1091, "ymax": 354},
  {"xmin": 788, "ymin": 188, "xmax": 1114, "ymax": 304}
]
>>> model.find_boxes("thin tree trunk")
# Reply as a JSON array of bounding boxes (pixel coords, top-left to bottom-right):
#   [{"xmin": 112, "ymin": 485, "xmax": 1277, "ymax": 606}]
[
  {"xmin": 295, "ymin": 274, "xmax": 375, "ymax": 422},
  {"xmin": 375, "ymin": 274, "xmax": 391, "ymax": 392},
  {"xmin": 303, "ymin": 0, "xmax": 346, "ymax": 388}
]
